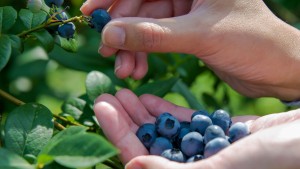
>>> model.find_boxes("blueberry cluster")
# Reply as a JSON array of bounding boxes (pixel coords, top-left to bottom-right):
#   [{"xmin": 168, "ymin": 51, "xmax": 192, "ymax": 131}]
[
  {"xmin": 136, "ymin": 110, "xmax": 250, "ymax": 163},
  {"xmin": 44, "ymin": 0, "xmax": 76, "ymax": 39}
]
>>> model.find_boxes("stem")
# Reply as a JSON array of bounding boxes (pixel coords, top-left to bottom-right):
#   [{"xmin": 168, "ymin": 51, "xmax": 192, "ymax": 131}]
[
  {"xmin": 53, "ymin": 114, "xmax": 86, "ymax": 127},
  {"xmin": 103, "ymin": 159, "xmax": 123, "ymax": 169},
  {"xmin": 17, "ymin": 16, "xmax": 85, "ymax": 37},
  {"xmin": 0, "ymin": 89, "xmax": 25, "ymax": 106},
  {"xmin": 54, "ymin": 121, "xmax": 66, "ymax": 130}
]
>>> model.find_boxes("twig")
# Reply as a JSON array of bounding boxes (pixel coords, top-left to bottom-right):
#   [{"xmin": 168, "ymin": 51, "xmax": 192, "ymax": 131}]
[
  {"xmin": 53, "ymin": 114, "xmax": 86, "ymax": 127},
  {"xmin": 0, "ymin": 89, "xmax": 25, "ymax": 106},
  {"xmin": 54, "ymin": 121, "xmax": 66, "ymax": 130}
]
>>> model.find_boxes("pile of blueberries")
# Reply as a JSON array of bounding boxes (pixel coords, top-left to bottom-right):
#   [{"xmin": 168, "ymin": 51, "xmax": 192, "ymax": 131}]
[
  {"xmin": 136, "ymin": 109, "xmax": 250, "ymax": 163},
  {"xmin": 42, "ymin": 0, "xmax": 111, "ymax": 39}
]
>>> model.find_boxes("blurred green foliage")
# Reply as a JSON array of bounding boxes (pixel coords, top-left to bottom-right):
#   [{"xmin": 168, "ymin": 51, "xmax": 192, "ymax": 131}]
[{"xmin": 1, "ymin": 0, "xmax": 299, "ymax": 118}]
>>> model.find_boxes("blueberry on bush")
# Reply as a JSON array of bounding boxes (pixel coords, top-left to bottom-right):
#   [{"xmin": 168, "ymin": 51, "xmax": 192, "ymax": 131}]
[
  {"xmin": 161, "ymin": 149, "xmax": 186, "ymax": 163},
  {"xmin": 27, "ymin": 0, "xmax": 43, "ymax": 12},
  {"xmin": 136, "ymin": 123, "xmax": 157, "ymax": 149},
  {"xmin": 58, "ymin": 22, "xmax": 76, "ymax": 39},
  {"xmin": 180, "ymin": 132, "xmax": 204, "ymax": 157},
  {"xmin": 155, "ymin": 113, "xmax": 180, "ymax": 139},
  {"xmin": 150, "ymin": 137, "xmax": 173, "ymax": 156},
  {"xmin": 45, "ymin": 0, "xmax": 64, "ymax": 8},
  {"xmin": 90, "ymin": 9, "xmax": 111, "ymax": 33},
  {"xmin": 204, "ymin": 137, "xmax": 230, "ymax": 158},
  {"xmin": 228, "ymin": 122, "xmax": 250, "ymax": 143}
]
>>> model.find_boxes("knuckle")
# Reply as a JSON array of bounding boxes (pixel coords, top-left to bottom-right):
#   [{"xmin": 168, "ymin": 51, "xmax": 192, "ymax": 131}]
[{"xmin": 138, "ymin": 22, "xmax": 166, "ymax": 50}]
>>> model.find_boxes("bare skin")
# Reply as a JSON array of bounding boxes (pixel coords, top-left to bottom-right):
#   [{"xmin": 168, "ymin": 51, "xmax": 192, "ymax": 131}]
[
  {"xmin": 94, "ymin": 89, "xmax": 300, "ymax": 169},
  {"xmin": 81, "ymin": 0, "xmax": 300, "ymax": 101}
]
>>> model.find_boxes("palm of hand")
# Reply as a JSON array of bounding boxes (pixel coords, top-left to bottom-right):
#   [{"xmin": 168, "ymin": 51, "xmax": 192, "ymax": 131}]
[{"xmin": 94, "ymin": 89, "xmax": 300, "ymax": 169}]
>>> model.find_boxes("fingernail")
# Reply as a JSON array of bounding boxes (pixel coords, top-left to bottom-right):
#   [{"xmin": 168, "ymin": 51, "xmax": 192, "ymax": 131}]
[
  {"xmin": 114, "ymin": 56, "xmax": 121, "ymax": 73},
  {"xmin": 103, "ymin": 25, "xmax": 125, "ymax": 47},
  {"xmin": 98, "ymin": 44, "xmax": 103, "ymax": 54},
  {"xmin": 79, "ymin": 1, "xmax": 89, "ymax": 12}
]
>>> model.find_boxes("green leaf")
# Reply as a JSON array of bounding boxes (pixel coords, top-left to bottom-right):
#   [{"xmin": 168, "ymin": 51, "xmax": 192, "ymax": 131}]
[
  {"xmin": 134, "ymin": 77, "xmax": 179, "ymax": 97},
  {"xmin": 61, "ymin": 97, "xmax": 86, "ymax": 120},
  {"xmin": 0, "ymin": 148, "xmax": 34, "ymax": 169},
  {"xmin": 86, "ymin": 71, "xmax": 115, "ymax": 101},
  {"xmin": 4, "ymin": 103, "xmax": 54, "ymax": 157},
  {"xmin": 48, "ymin": 133, "xmax": 118, "ymax": 168},
  {"xmin": 31, "ymin": 29, "xmax": 54, "ymax": 52},
  {"xmin": 0, "ymin": 35, "xmax": 12, "ymax": 71},
  {"xmin": 40, "ymin": 126, "xmax": 118, "ymax": 168},
  {"xmin": 19, "ymin": 9, "xmax": 47, "ymax": 29},
  {"xmin": 0, "ymin": 6, "xmax": 18, "ymax": 33},
  {"xmin": 172, "ymin": 80, "xmax": 205, "ymax": 110},
  {"xmin": 55, "ymin": 35, "xmax": 78, "ymax": 53},
  {"xmin": 8, "ymin": 35, "xmax": 22, "ymax": 50}
]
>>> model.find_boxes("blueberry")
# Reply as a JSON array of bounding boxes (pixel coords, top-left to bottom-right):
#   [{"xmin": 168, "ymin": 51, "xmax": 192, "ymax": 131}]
[
  {"xmin": 156, "ymin": 113, "xmax": 180, "ymax": 139},
  {"xmin": 90, "ymin": 9, "xmax": 111, "ymax": 33},
  {"xmin": 45, "ymin": 0, "xmax": 64, "ymax": 8},
  {"xmin": 210, "ymin": 109, "xmax": 232, "ymax": 133},
  {"xmin": 27, "ymin": 0, "xmax": 42, "ymax": 12},
  {"xmin": 46, "ymin": 11, "xmax": 68, "ymax": 34},
  {"xmin": 150, "ymin": 137, "xmax": 173, "ymax": 155},
  {"xmin": 228, "ymin": 122, "xmax": 249, "ymax": 143},
  {"xmin": 190, "ymin": 114, "xmax": 213, "ymax": 135},
  {"xmin": 161, "ymin": 149, "xmax": 186, "ymax": 163},
  {"xmin": 58, "ymin": 22, "xmax": 76, "ymax": 39},
  {"xmin": 191, "ymin": 110, "xmax": 210, "ymax": 119},
  {"xmin": 180, "ymin": 132, "xmax": 204, "ymax": 157},
  {"xmin": 204, "ymin": 125, "xmax": 226, "ymax": 144},
  {"xmin": 204, "ymin": 138, "xmax": 230, "ymax": 158},
  {"xmin": 136, "ymin": 123, "xmax": 157, "ymax": 149},
  {"xmin": 186, "ymin": 154, "xmax": 203, "ymax": 163},
  {"xmin": 172, "ymin": 127, "xmax": 190, "ymax": 148},
  {"xmin": 180, "ymin": 121, "xmax": 190, "ymax": 129}
]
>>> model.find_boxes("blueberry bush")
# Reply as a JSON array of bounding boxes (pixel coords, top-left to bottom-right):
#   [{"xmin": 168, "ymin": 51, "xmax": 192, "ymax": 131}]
[{"xmin": 0, "ymin": 0, "xmax": 299, "ymax": 168}]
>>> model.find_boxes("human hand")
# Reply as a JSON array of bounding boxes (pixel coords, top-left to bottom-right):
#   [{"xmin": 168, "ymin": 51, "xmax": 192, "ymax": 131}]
[
  {"xmin": 93, "ymin": 89, "xmax": 300, "ymax": 169},
  {"xmin": 81, "ymin": 0, "xmax": 300, "ymax": 101}
]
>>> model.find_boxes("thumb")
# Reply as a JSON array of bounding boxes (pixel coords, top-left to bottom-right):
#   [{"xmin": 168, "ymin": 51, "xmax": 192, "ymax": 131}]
[{"xmin": 102, "ymin": 16, "xmax": 199, "ymax": 54}]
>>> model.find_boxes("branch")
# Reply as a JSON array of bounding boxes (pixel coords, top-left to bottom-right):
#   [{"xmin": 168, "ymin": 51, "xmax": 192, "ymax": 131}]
[{"xmin": 0, "ymin": 89, "xmax": 25, "ymax": 106}]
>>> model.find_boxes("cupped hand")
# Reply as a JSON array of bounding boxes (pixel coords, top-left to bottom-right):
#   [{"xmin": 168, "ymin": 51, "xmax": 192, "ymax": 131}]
[
  {"xmin": 93, "ymin": 89, "xmax": 300, "ymax": 169},
  {"xmin": 81, "ymin": 0, "xmax": 300, "ymax": 101}
]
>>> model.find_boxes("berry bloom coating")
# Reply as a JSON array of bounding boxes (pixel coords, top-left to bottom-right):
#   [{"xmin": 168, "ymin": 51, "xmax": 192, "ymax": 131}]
[
  {"xmin": 136, "ymin": 123, "xmax": 157, "ymax": 149},
  {"xmin": 186, "ymin": 154, "xmax": 203, "ymax": 163},
  {"xmin": 191, "ymin": 110, "xmax": 210, "ymax": 119},
  {"xmin": 181, "ymin": 132, "xmax": 204, "ymax": 157},
  {"xmin": 204, "ymin": 138, "xmax": 230, "ymax": 158},
  {"xmin": 190, "ymin": 114, "xmax": 213, "ymax": 135},
  {"xmin": 150, "ymin": 137, "xmax": 173, "ymax": 156},
  {"xmin": 228, "ymin": 122, "xmax": 249, "ymax": 143},
  {"xmin": 204, "ymin": 125, "xmax": 226, "ymax": 144},
  {"xmin": 27, "ymin": 0, "xmax": 43, "ymax": 12},
  {"xmin": 90, "ymin": 9, "xmax": 111, "ymax": 33},
  {"xmin": 210, "ymin": 109, "xmax": 232, "ymax": 133},
  {"xmin": 161, "ymin": 149, "xmax": 186, "ymax": 163},
  {"xmin": 58, "ymin": 22, "xmax": 76, "ymax": 39},
  {"xmin": 156, "ymin": 113, "xmax": 180, "ymax": 138},
  {"xmin": 45, "ymin": 0, "xmax": 64, "ymax": 8}
]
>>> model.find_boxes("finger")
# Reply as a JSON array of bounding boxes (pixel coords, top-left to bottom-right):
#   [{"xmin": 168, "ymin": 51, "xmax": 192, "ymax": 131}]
[
  {"xmin": 137, "ymin": 1, "xmax": 173, "ymax": 18},
  {"xmin": 114, "ymin": 50, "xmax": 135, "ymax": 79},
  {"xmin": 94, "ymin": 94, "xmax": 148, "ymax": 163},
  {"xmin": 98, "ymin": 44, "xmax": 118, "ymax": 57},
  {"xmin": 109, "ymin": 0, "xmax": 143, "ymax": 18},
  {"xmin": 131, "ymin": 52, "xmax": 148, "ymax": 80},
  {"xmin": 172, "ymin": 0, "xmax": 193, "ymax": 16},
  {"xmin": 139, "ymin": 94, "xmax": 194, "ymax": 121},
  {"xmin": 80, "ymin": 0, "xmax": 115, "ymax": 15},
  {"xmin": 101, "ymin": 14, "xmax": 199, "ymax": 54},
  {"xmin": 116, "ymin": 89, "xmax": 156, "ymax": 125}
]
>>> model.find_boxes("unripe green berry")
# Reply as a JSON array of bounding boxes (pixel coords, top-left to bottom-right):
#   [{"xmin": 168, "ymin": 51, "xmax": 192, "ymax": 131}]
[{"xmin": 27, "ymin": 0, "xmax": 43, "ymax": 12}]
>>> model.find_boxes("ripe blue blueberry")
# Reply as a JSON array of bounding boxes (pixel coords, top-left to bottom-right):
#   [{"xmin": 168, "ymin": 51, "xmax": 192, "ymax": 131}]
[
  {"xmin": 210, "ymin": 109, "xmax": 232, "ymax": 133},
  {"xmin": 46, "ymin": 11, "xmax": 68, "ymax": 34},
  {"xmin": 180, "ymin": 132, "xmax": 204, "ymax": 157},
  {"xmin": 204, "ymin": 125, "xmax": 226, "ymax": 144},
  {"xmin": 156, "ymin": 113, "xmax": 180, "ymax": 139},
  {"xmin": 190, "ymin": 114, "xmax": 213, "ymax": 135},
  {"xmin": 228, "ymin": 122, "xmax": 249, "ymax": 143},
  {"xmin": 136, "ymin": 123, "xmax": 157, "ymax": 149},
  {"xmin": 150, "ymin": 137, "xmax": 173, "ymax": 155},
  {"xmin": 204, "ymin": 138, "xmax": 230, "ymax": 158},
  {"xmin": 191, "ymin": 110, "xmax": 210, "ymax": 119},
  {"xmin": 172, "ymin": 127, "xmax": 190, "ymax": 148},
  {"xmin": 161, "ymin": 149, "xmax": 186, "ymax": 163},
  {"xmin": 186, "ymin": 154, "xmax": 203, "ymax": 163},
  {"xmin": 45, "ymin": 0, "xmax": 64, "ymax": 8},
  {"xmin": 180, "ymin": 121, "xmax": 190, "ymax": 129},
  {"xmin": 27, "ymin": 0, "xmax": 42, "ymax": 12},
  {"xmin": 58, "ymin": 22, "xmax": 76, "ymax": 39},
  {"xmin": 90, "ymin": 9, "xmax": 111, "ymax": 33}
]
